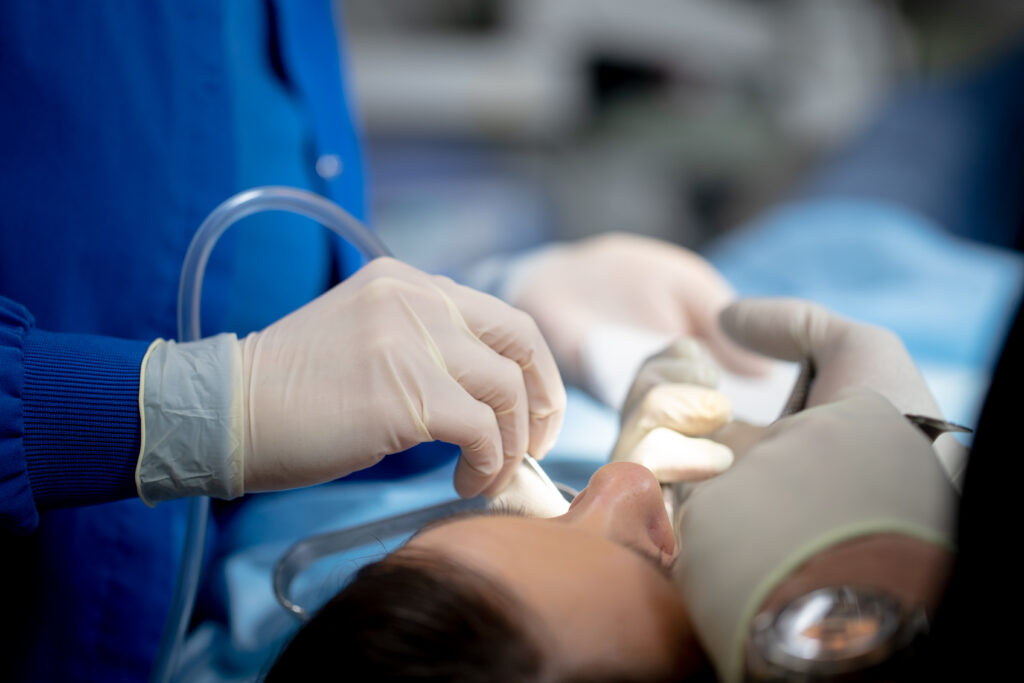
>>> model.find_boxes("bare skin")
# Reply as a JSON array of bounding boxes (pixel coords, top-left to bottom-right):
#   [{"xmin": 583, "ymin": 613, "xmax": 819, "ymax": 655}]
[
  {"xmin": 754, "ymin": 533, "xmax": 954, "ymax": 616},
  {"xmin": 410, "ymin": 462, "xmax": 705, "ymax": 681},
  {"xmin": 409, "ymin": 462, "xmax": 953, "ymax": 682}
]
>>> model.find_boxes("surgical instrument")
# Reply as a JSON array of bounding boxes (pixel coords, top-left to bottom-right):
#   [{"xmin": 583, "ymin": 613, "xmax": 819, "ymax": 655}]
[{"xmin": 274, "ymin": 496, "xmax": 489, "ymax": 620}]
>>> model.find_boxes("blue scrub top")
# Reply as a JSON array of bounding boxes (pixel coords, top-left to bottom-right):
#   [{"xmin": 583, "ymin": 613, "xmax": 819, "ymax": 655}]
[{"xmin": 0, "ymin": 2, "xmax": 453, "ymax": 680}]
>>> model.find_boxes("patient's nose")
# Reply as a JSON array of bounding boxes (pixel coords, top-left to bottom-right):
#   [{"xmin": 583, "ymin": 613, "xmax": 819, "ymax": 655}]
[{"xmin": 561, "ymin": 462, "xmax": 676, "ymax": 561}]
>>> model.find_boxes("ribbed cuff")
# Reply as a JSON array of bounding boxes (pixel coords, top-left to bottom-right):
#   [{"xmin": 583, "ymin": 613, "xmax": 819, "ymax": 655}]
[
  {"xmin": 21, "ymin": 328, "xmax": 149, "ymax": 508},
  {"xmin": 0, "ymin": 300, "xmax": 35, "ymax": 534}
]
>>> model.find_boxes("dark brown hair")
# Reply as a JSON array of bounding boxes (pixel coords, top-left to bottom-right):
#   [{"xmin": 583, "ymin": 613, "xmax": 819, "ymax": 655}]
[{"xmin": 263, "ymin": 547, "xmax": 546, "ymax": 683}]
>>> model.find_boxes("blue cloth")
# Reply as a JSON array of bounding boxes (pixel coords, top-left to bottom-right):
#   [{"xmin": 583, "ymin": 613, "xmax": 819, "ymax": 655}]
[
  {"xmin": 0, "ymin": 300, "xmax": 35, "ymax": 534},
  {"xmin": 0, "ymin": 2, "xmax": 452, "ymax": 681},
  {"xmin": 21, "ymin": 324, "xmax": 149, "ymax": 511},
  {"xmin": 801, "ymin": 39, "xmax": 1024, "ymax": 250}
]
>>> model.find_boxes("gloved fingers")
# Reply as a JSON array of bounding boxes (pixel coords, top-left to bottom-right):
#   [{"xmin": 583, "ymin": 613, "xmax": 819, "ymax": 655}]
[
  {"xmin": 432, "ymin": 276, "xmax": 566, "ymax": 458},
  {"xmin": 613, "ymin": 383, "xmax": 732, "ymax": 463},
  {"xmin": 669, "ymin": 264, "xmax": 773, "ymax": 378},
  {"xmin": 627, "ymin": 427, "xmax": 735, "ymax": 482},
  {"xmin": 700, "ymin": 315, "xmax": 775, "ymax": 377},
  {"xmin": 425, "ymin": 380, "xmax": 506, "ymax": 498},
  {"xmin": 720, "ymin": 298, "xmax": 942, "ymax": 415},
  {"xmin": 621, "ymin": 338, "xmax": 720, "ymax": 420},
  {"xmin": 718, "ymin": 297, "xmax": 849, "ymax": 362},
  {"xmin": 487, "ymin": 461, "xmax": 571, "ymax": 517},
  {"xmin": 443, "ymin": 337, "xmax": 529, "ymax": 470},
  {"xmin": 707, "ymin": 419, "xmax": 770, "ymax": 459}
]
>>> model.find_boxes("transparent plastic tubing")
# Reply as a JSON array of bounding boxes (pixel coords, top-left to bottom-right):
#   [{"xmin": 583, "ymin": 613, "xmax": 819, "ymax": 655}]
[{"xmin": 149, "ymin": 186, "xmax": 391, "ymax": 683}]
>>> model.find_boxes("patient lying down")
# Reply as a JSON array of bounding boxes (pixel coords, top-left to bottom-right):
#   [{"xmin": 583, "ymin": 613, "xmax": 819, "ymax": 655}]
[
  {"xmin": 265, "ymin": 462, "xmax": 705, "ymax": 683},
  {"xmin": 265, "ymin": 300, "xmax": 959, "ymax": 682}
]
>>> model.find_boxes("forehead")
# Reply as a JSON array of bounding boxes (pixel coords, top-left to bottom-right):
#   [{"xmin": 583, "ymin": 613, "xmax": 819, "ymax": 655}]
[
  {"xmin": 408, "ymin": 513, "xmax": 691, "ymax": 678},
  {"xmin": 409, "ymin": 514, "xmax": 672, "ymax": 600},
  {"xmin": 412, "ymin": 514, "xmax": 609, "ymax": 560}
]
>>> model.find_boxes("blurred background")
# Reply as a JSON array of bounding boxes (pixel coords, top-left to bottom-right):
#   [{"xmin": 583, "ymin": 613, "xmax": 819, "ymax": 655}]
[
  {"xmin": 335, "ymin": 0, "xmax": 1024, "ymax": 275},
  {"xmin": 169, "ymin": 8, "xmax": 1024, "ymax": 672}
]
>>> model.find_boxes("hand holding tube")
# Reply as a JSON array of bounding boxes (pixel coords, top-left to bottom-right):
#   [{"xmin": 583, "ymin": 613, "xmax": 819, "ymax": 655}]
[{"xmin": 137, "ymin": 258, "xmax": 566, "ymax": 502}]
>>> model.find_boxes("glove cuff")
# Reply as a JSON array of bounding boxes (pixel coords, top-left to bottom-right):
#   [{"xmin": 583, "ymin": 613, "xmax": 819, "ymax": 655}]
[
  {"xmin": 136, "ymin": 334, "xmax": 245, "ymax": 505},
  {"xmin": 458, "ymin": 242, "xmax": 568, "ymax": 304}
]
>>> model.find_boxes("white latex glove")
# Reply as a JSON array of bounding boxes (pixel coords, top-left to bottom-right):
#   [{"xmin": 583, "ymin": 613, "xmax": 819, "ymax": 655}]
[
  {"xmin": 137, "ymin": 258, "xmax": 566, "ymax": 503},
  {"xmin": 720, "ymin": 297, "xmax": 968, "ymax": 483},
  {"xmin": 502, "ymin": 233, "xmax": 770, "ymax": 401},
  {"xmin": 611, "ymin": 339, "xmax": 735, "ymax": 482},
  {"xmin": 721, "ymin": 298, "xmax": 944, "ymax": 415},
  {"xmin": 488, "ymin": 456, "xmax": 571, "ymax": 518}
]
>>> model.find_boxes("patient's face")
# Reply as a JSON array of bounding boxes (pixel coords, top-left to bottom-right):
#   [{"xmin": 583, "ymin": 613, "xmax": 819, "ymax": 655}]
[{"xmin": 409, "ymin": 462, "xmax": 701, "ymax": 681}]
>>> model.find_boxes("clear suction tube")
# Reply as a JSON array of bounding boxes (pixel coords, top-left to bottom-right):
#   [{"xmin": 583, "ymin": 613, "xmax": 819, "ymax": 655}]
[
  {"xmin": 176, "ymin": 186, "xmax": 392, "ymax": 341},
  {"xmin": 150, "ymin": 186, "xmax": 391, "ymax": 683}
]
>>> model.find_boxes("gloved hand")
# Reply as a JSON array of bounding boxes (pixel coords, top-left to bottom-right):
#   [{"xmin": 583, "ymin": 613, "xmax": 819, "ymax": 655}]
[
  {"xmin": 136, "ymin": 257, "xmax": 566, "ymax": 504},
  {"xmin": 675, "ymin": 390, "xmax": 959, "ymax": 683},
  {"xmin": 672, "ymin": 298, "xmax": 961, "ymax": 682},
  {"xmin": 720, "ymin": 297, "xmax": 968, "ymax": 482},
  {"xmin": 500, "ymin": 232, "xmax": 770, "ymax": 403},
  {"xmin": 610, "ymin": 338, "xmax": 735, "ymax": 483},
  {"xmin": 488, "ymin": 456, "xmax": 571, "ymax": 518},
  {"xmin": 720, "ymin": 297, "xmax": 943, "ymax": 415}
]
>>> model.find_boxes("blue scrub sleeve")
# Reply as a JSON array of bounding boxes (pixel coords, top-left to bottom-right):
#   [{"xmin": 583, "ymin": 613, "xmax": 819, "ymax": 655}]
[{"xmin": 0, "ymin": 296, "xmax": 149, "ymax": 534}]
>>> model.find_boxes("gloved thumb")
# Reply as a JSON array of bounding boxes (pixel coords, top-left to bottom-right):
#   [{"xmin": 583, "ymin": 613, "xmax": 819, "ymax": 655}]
[
  {"xmin": 718, "ymin": 297, "xmax": 848, "ymax": 363},
  {"xmin": 719, "ymin": 298, "xmax": 942, "ymax": 416}
]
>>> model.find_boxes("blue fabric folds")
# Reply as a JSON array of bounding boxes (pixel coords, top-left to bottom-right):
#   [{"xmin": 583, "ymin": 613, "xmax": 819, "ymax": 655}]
[
  {"xmin": 21, "ymin": 327, "xmax": 148, "ymax": 510},
  {"xmin": 0, "ymin": 298, "xmax": 37, "ymax": 534}
]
